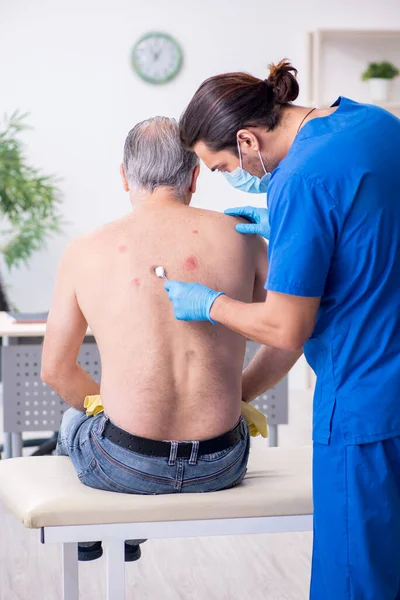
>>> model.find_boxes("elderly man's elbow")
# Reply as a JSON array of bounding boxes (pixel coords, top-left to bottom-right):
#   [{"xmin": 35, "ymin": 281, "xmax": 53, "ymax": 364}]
[
  {"xmin": 41, "ymin": 363, "xmax": 58, "ymax": 388},
  {"xmin": 41, "ymin": 357, "xmax": 67, "ymax": 390}
]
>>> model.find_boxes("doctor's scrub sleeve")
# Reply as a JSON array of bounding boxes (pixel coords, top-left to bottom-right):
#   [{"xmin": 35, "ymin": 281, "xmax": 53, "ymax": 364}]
[{"xmin": 265, "ymin": 171, "xmax": 342, "ymax": 298}]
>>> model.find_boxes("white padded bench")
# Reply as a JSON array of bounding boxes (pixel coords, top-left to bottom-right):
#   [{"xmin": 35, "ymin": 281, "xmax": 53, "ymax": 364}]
[{"xmin": 0, "ymin": 442, "xmax": 313, "ymax": 600}]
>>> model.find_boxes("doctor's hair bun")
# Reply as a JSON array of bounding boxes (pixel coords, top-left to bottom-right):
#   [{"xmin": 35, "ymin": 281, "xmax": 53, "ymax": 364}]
[
  {"xmin": 179, "ymin": 58, "xmax": 300, "ymax": 154},
  {"xmin": 267, "ymin": 59, "xmax": 299, "ymax": 104}
]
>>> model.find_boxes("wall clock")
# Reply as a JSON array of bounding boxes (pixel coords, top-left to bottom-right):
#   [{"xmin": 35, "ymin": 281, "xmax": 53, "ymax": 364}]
[{"xmin": 132, "ymin": 32, "xmax": 183, "ymax": 85}]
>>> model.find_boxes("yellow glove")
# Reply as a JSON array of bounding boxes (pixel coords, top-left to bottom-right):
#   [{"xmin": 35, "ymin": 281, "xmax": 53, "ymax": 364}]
[
  {"xmin": 241, "ymin": 401, "xmax": 268, "ymax": 438},
  {"xmin": 84, "ymin": 395, "xmax": 104, "ymax": 416}
]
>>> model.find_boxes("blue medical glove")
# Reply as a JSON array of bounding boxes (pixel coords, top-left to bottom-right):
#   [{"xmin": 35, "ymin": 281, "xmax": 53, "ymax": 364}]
[
  {"xmin": 164, "ymin": 280, "xmax": 224, "ymax": 323},
  {"xmin": 224, "ymin": 206, "xmax": 270, "ymax": 240}
]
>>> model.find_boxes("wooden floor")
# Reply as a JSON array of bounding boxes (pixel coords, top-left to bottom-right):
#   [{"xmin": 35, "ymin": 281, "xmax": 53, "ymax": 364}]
[{"xmin": 0, "ymin": 389, "xmax": 313, "ymax": 600}]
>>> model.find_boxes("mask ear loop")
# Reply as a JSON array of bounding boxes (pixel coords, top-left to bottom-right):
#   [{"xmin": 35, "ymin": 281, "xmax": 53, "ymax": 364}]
[
  {"xmin": 236, "ymin": 138, "xmax": 243, "ymax": 169},
  {"xmin": 258, "ymin": 150, "xmax": 267, "ymax": 175},
  {"xmin": 238, "ymin": 136, "xmax": 267, "ymax": 175}
]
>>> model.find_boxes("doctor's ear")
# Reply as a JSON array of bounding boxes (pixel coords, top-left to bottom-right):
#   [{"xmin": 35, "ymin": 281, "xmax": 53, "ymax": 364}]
[
  {"xmin": 237, "ymin": 129, "xmax": 260, "ymax": 152},
  {"xmin": 120, "ymin": 164, "xmax": 129, "ymax": 192}
]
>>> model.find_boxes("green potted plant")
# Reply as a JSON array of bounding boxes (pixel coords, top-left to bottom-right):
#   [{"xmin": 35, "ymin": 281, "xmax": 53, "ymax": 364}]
[
  {"xmin": 0, "ymin": 111, "xmax": 63, "ymax": 310},
  {"xmin": 361, "ymin": 61, "xmax": 399, "ymax": 103}
]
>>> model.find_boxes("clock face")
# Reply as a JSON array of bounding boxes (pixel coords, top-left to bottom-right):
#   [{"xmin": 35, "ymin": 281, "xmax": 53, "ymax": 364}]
[{"xmin": 132, "ymin": 32, "xmax": 183, "ymax": 85}]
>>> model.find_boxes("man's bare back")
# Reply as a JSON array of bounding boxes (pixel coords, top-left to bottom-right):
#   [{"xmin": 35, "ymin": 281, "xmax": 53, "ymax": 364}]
[
  {"xmin": 72, "ymin": 198, "xmax": 267, "ymax": 440},
  {"xmin": 42, "ymin": 116, "xmax": 270, "ymax": 447}
]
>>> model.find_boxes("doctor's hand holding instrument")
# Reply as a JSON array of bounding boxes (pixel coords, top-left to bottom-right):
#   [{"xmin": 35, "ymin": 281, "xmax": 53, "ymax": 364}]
[{"xmin": 164, "ymin": 280, "xmax": 224, "ymax": 323}]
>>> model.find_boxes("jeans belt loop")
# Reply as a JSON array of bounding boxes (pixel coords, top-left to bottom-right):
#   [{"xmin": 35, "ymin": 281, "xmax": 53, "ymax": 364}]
[
  {"xmin": 99, "ymin": 415, "xmax": 109, "ymax": 438},
  {"xmin": 188, "ymin": 440, "xmax": 200, "ymax": 465},
  {"xmin": 168, "ymin": 441, "xmax": 178, "ymax": 466}
]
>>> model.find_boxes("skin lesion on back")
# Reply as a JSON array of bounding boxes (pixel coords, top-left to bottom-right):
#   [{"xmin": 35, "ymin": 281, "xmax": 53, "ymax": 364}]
[{"xmin": 183, "ymin": 255, "xmax": 198, "ymax": 271}]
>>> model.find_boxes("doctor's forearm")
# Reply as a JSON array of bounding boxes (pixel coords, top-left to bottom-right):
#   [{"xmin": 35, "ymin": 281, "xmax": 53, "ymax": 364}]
[
  {"xmin": 242, "ymin": 345, "xmax": 303, "ymax": 403},
  {"xmin": 210, "ymin": 295, "xmax": 300, "ymax": 350}
]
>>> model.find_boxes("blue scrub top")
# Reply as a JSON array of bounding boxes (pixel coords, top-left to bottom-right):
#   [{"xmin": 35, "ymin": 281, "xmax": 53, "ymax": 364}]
[{"xmin": 266, "ymin": 97, "xmax": 400, "ymax": 445}]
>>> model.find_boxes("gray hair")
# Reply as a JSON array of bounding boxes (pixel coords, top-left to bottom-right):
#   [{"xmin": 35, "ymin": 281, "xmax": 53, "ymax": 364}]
[{"xmin": 123, "ymin": 116, "xmax": 199, "ymax": 198}]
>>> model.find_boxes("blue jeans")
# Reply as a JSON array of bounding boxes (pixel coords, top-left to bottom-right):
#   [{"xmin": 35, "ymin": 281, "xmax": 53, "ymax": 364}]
[{"xmin": 56, "ymin": 408, "xmax": 250, "ymax": 494}]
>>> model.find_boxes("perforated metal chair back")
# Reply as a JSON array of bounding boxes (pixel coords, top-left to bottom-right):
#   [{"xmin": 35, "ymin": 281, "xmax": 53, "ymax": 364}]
[
  {"xmin": 2, "ymin": 344, "xmax": 100, "ymax": 433},
  {"xmin": 244, "ymin": 341, "xmax": 288, "ymax": 425}
]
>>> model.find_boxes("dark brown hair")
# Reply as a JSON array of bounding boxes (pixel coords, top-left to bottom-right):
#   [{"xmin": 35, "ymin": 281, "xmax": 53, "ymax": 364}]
[{"xmin": 179, "ymin": 59, "xmax": 299, "ymax": 154}]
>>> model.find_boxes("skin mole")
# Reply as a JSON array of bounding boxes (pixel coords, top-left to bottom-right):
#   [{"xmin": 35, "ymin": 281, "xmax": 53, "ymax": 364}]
[{"xmin": 185, "ymin": 350, "xmax": 196, "ymax": 362}]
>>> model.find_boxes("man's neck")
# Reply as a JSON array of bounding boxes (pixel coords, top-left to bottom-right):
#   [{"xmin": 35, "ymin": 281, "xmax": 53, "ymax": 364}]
[
  {"xmin": 130, "ymin": 187, "xmax": 189, "ymax": 208},
  {"xmin": 273, "ymin": 104, "xmax": 338, "ymax": 160}
]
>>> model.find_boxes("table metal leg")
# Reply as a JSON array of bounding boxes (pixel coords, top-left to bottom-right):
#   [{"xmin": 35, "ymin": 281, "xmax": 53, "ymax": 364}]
[
  {"xmin": 11, "ymin": 432, "xmax": 23, "ymax": 457},
  {"xmin": 62, "ymin": 543, "xmax": 79, "ymax": 600},
  {"xmin": 268, "ymin": 424, "xmax": 278, "ymax": 447},
  {"xmin": 3, "ymin": 432, "xmax": 12, "ymax": 459},
  {"xmin": 105, "ymin": 540, "xmax": 125, "ymax": 600}
]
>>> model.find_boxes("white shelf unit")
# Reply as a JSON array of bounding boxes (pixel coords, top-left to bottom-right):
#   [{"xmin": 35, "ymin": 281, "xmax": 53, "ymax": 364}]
[{"xmin": 307, "ymin": 29, "xmax": 400, "ymax": 114}]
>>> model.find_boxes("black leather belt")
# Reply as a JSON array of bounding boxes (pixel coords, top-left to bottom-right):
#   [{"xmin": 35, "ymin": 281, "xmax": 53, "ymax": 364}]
[{"xmin": 103, "ymin": 418, "xmax": 243, "ymax": 459}]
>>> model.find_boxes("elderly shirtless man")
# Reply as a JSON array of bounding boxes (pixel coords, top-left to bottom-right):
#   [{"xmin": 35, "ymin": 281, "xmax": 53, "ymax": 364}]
[{"xmin": 42, "ymin": 116, "xmax": 300, "ymax": 561}]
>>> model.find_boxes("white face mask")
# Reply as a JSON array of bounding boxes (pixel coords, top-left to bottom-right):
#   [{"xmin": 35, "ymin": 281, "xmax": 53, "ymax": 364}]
[{"xmin": 223, "ymin": 139, "xmax": 271, "ymax": 194}]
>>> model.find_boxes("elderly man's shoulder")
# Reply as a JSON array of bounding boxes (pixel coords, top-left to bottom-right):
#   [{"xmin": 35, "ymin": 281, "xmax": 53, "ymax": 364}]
[
  {"xmin": 191, "ymin": 207, "xmax": 247, "ymax": 230},
  {"xmin": 70, "ymin": 216, "xmax": 131, "ymax": 247},
  {"xmin": 60, "ymin": 216, "xmax": 131, "ymax": 263},
  {"xmin": 193, "ymin": 207, "xmax": 265, "ymax": 242}
]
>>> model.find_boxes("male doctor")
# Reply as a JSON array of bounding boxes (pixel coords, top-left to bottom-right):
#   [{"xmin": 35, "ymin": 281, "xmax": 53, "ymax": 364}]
[{"xmin": 165, "ymin": 60, "xmax": 400, "ymax": 599}]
